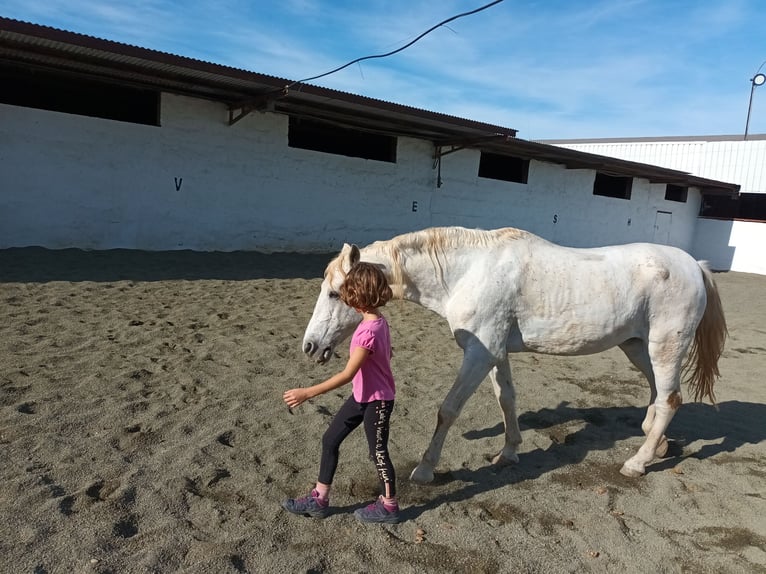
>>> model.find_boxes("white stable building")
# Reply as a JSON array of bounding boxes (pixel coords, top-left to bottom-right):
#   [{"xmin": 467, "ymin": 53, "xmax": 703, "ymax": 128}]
[
  {"xmin": 545, "ymin": 135, "xmax": 766, "ymax": 275},
  {"xmin": 0, "ymin": 18, "xmax": 741, "ymax": 264}
]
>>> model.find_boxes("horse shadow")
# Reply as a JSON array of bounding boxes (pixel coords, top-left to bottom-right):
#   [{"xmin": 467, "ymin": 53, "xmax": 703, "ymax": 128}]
[{"xmin": 398, "ymin": 399, "xmax": 766, "ymax": 521}]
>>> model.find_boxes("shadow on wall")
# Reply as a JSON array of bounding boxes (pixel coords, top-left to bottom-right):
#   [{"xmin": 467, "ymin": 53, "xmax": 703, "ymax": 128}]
[
  {"xmin": 692, "ymin": 218, "xmax": 735, "ymax": 270},
  {"xmin": 0, "ymin": 247, "xmax": 333, "ymax": 282}
]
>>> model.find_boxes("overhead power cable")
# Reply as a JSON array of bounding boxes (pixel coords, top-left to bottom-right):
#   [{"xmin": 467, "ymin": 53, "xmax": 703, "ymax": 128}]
[
  {"xmin": 229, "ymin": 0, "xmax": 505, "ymax": 124},
  {"xmin": 285, "ymin": 0, "xmax": 505, "ymax": 90}
]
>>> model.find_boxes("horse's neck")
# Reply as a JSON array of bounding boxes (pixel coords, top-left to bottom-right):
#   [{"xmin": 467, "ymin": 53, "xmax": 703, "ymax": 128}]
[{"xmin": 363, "ymin": 243, "xmax": 453, "ymax": 315}]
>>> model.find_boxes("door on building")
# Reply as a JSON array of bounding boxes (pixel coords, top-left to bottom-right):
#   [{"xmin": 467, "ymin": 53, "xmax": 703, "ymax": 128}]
[{"xmin": 653, "ymin": 210, "xmax": 672, "ymax": 245}]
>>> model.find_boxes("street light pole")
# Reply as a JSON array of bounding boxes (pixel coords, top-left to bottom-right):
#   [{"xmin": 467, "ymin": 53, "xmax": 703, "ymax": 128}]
[{"xmin": 745, "ymin": 62, "xmax": 766, "ymax": 140}]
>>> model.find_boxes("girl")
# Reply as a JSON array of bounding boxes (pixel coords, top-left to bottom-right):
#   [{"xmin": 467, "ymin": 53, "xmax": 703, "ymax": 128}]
[{"xmin": 282, "ymin": 262, "xmax": 400, "ymax": 524}]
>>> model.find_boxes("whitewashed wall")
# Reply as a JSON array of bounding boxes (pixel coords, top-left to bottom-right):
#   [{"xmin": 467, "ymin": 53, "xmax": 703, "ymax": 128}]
[
  {"xmin": 693, "ymin": 218, "xmax": 766, "ymax": 274},
  {"xmin": 1, "ymin": 93, "xmax": 703, "ymax": 253},
  {"xmin": 430, "ymin": 151, "xmax": 701, "ymax": 250},
  {"xmin": 550, "ymin": 138, "xmax": 766, "ymax": 275}
]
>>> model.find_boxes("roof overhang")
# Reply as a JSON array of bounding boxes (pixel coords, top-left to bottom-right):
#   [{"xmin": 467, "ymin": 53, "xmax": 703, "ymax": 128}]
[
  {"xmin": 0, "ymin": 17, "xmax": 515, "ymax": 143},
  {"xmin": 0, "ymin": 17, "xmax": 740, "ymax": 196}
]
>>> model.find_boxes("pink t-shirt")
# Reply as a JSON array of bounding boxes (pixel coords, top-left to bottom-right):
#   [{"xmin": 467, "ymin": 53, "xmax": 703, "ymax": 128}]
[{"xmin": 350, "ymin": 316, "xmax": 395, "ymax": 402}]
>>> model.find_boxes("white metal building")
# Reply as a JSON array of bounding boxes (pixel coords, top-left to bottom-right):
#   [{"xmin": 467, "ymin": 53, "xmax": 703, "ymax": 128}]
[
  {"xmin": 0, "ymin": 18, "xmax": 740, "ymax": 260},
  {"xmin": 545, "ymin": 135, "xmax": 766, "ymax": 275}
]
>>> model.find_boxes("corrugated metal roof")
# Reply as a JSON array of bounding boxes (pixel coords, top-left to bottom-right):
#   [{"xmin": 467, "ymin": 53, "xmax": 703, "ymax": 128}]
[
  {"xmin": 0, "ymin": 16, "xmax": 740, "ymax": 195},
  {"xmin": 0, "ymin": 17, "xmax": 513, "ymax": 138},
  {"xmin": 551, "ymin": 139, "xmax": 766, "ymax": 194},
  {"xmin": 541, "ymin": 134, "xmax": 766, "ymax": 143}
]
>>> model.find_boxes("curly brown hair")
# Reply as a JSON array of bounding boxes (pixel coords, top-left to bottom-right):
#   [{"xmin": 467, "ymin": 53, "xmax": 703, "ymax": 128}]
[{"xmin": 340, "ymin": 262, "xmax": 393, "ymax": 311}]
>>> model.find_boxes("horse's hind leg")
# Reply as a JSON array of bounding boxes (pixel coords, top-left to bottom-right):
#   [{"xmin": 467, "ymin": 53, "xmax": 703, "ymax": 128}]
[
  {"xmin": 489, "ymin": 357, "xmax": 522, "ymax": 465},
  {"xmin": 410, "ymin": 343, "xmax": 496, "ymax": 484},
  {"xmin": 619, "ymin": 338, "xmax": 669, "ymax": 458},
  {"xmin": 620, "ymin": 338, "xmax": 684, "ymax": 477}
]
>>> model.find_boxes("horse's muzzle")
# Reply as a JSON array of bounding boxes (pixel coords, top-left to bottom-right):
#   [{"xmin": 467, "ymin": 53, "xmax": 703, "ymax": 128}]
[{"xmin": 303, "ymin": 341, "xmax": 333, "ymax": 364}]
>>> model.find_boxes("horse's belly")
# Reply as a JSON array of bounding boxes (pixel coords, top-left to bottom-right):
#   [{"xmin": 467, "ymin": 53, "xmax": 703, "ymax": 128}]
[{"xmin": 511, "ymin": 318, "xmax": 633, "ymax": 355}]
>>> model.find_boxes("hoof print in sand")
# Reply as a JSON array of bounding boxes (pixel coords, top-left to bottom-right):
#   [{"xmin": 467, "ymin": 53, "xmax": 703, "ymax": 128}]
[
  {"xmin": 17, "ymin": 401, "xmax": 36, "ymax": 414},
  {"xmin": 113, "ymin": 515, "xmax": 139, "ymax": 538}
]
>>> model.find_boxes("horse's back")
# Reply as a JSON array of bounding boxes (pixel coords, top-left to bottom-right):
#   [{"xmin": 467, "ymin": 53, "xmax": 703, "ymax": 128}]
[
  {"xmin": 522, "ymin": 236, "xmax": 702, "ymax": 288},
  {"xmin": 502, "ymin": 238, "xmax": 706, "ymax": 354}
]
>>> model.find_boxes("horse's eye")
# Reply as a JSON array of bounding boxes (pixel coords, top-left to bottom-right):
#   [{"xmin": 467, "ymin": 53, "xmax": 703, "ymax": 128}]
[{"xmin": 329, "ymin": 291, "xmax": 340, "ymax": 300}]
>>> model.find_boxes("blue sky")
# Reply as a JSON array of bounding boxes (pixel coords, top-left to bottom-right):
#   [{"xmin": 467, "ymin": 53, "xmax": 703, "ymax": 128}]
[{"xmin": 2, "ymin": 0, "xmax": 765, "ymax": 139}]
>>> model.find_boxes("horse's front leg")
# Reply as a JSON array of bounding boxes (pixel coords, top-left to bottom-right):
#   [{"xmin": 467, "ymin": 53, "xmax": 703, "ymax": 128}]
[
  {"xmin": 489, "ymin": 358, "xmax": 521, "ymax": 466},
  {"xmin": 410, "ymin": 344, "xmax": 496, "ymax": 484}
]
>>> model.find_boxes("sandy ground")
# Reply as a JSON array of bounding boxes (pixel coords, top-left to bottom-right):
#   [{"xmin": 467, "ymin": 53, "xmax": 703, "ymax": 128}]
[{"xmin": 1, "ymin": 247, "xmax": 765, "ymax": 574}]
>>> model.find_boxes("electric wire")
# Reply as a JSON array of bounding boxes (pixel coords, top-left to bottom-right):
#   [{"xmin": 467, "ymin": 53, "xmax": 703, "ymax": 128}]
[{"xmin": 284, "ymin": 0, "xmax": 504, "ymax": 91}]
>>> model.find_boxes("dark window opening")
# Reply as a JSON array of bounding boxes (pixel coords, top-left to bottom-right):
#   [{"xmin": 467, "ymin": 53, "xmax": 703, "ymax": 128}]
[
  {"xmin": 288, "ymin": 117, "xmax": 396, "ymax": 162},
  {"xmin": 665, "ymin": 184, "xmax": 688, "ymax": 203},
  {"xmin": 0, "ymin": 64, "xmax": 160, "ymax": 126},
  {"xmin": 701, "ymin": 193, "xmax": 766, "ymax": 222},
  {"xmin": 741, "ymin": 193, "xmax": 766, "ymax": 221},
  {"xmin": 700, "ymin": 195, "xmax": 739, "ymax": 219},
  {"xmin": 593, "ymin": 173, "xmax": 632, "ymax": 200},
  {"xmin": 478, "ymin": 152, "xmax": 529, "ymax": 184}
]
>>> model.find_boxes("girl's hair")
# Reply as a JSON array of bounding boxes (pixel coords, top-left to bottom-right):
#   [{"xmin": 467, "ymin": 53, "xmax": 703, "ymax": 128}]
[{"xmin": 340, "ymin": 262, "xmax": 393, "ymax": 311}]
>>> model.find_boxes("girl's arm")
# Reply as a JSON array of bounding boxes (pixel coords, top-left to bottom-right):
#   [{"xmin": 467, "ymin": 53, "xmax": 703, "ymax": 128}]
[{"xmin": 283, "ymin": 346, "xmax": 370, "ymax": 408}]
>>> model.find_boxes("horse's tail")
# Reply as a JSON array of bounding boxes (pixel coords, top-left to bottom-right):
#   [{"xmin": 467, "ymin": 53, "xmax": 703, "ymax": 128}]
[{"xmin": 683, "ymin": 261, "xmax": 728, "ymax": 403}]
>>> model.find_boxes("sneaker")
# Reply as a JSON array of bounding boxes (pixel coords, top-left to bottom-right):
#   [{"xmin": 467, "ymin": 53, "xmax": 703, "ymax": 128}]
[
  {"xmin": 354, "ymin": 496, "xmax": 400, "ymax": 524},
  {"xmin": 282, "ymin": 489, "xmax": 329, "ymax": 518}
]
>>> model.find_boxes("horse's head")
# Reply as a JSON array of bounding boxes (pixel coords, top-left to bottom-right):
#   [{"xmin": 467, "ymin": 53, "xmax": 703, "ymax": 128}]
[{"xmin": 302, "ymin": 243, "xmax": 363, "ymax": 364}]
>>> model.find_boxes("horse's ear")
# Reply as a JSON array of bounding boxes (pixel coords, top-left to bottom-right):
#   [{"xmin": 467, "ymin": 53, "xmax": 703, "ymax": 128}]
[
  {"xmin": 349, "ymin": 244, "xmax": 360, "ymax": 266},
  {"xmin": 340, "ymin": 243, "xmax": 360, "ymax": 272}
]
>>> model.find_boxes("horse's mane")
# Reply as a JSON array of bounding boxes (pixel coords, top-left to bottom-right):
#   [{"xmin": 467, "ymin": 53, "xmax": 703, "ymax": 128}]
[
  {"xmin": 386, "ymin": 226, "xmax": 528, "ymax": 254},
  {"xmin": 324, "ymin": 253, "xmax": 346, "ymax": 280},
  {"xmin": 373, "ymin": 227, "xmax": 529, "ymax": 298},
  {"xmin": 325, "ymin": 227, "xmax": 529, "ymax": 298}
]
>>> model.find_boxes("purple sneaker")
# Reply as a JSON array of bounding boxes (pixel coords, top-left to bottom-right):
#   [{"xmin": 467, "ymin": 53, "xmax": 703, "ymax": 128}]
[
  {"xmin": 354, "ymin": 496, "xmax": 400, "ymax": 524},
  {"xmin": 282, "ymin": 489, "xmax": 329, "ymax": 518}
]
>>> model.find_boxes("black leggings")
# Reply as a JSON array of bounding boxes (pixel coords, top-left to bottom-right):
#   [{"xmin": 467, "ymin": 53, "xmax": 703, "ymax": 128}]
[{"xmin": 319, "ymin": 395, "xmax": 396, "ymax": 497}]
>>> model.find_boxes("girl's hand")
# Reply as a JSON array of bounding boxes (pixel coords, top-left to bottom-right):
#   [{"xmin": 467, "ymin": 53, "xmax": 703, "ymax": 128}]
[{"xmin": 283, "ymin": 388, "xmax": 310, "ymax": 409}]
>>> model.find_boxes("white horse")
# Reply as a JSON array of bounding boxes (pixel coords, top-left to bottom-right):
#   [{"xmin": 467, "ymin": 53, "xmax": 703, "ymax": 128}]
[{"xmin": 302, "ymin": 227, "xmax": 727, "ymax": 482}]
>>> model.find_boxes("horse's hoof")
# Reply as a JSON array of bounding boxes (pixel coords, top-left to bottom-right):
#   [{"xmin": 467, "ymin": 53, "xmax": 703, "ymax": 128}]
[
  {"xmin": 655, "ymin": 437, "xmax": 669, "ymax": 459},
  {"xmin": 491, "ymin": 452, "xmax": 519, "ymax": 466},
  {"xmin": 409, "ymin": 465, "xmax": 434, "ymax": 484},
  {"xmin": 619, "ymin": 463, "xmax": 645, "ymax": 478}
]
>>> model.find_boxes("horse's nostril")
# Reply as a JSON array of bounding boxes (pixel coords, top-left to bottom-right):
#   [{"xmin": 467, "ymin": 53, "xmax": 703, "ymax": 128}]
[
  {"xmin": 321, "ymin": 347, "xmax": 332, "ymax": 362},
  {"xmin": 303, "ymin": 342, "xmax": 314, "ymax": 355}
]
